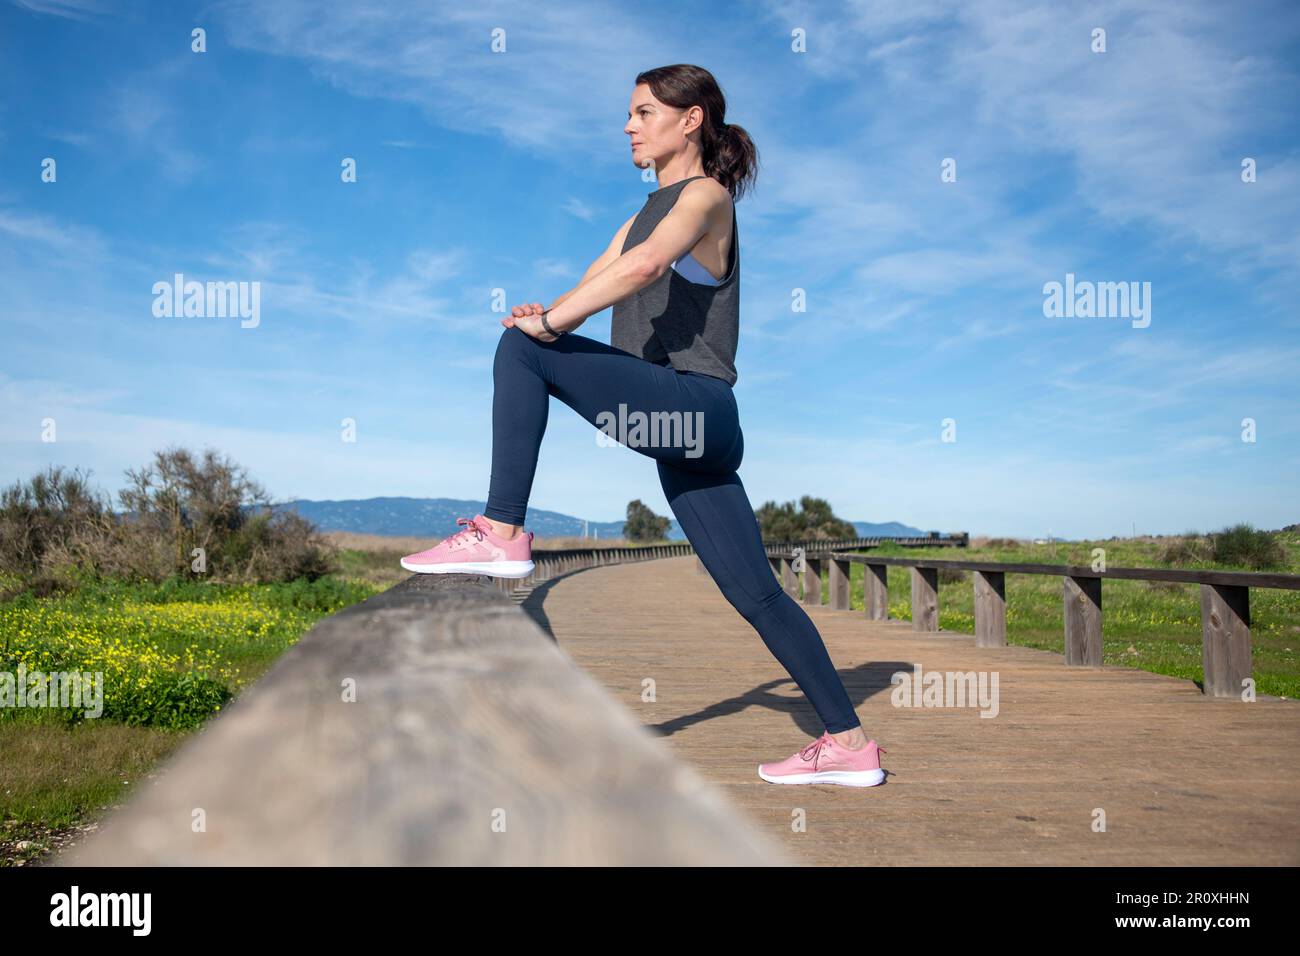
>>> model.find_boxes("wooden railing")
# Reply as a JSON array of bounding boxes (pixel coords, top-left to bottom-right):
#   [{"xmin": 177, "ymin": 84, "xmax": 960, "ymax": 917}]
[
  {"xmin": 763, "ymin": 548, "xmax": 1300, "ymax": 700},
  {"xmin": 61, "ymin": 572, "xmax": 785, "ymax": 865}
]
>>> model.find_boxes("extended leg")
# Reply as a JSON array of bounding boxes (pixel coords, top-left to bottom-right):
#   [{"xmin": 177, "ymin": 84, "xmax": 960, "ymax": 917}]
[{"xmin": 657, "ymin": 459, "xmax": 862, "ymax": 734}]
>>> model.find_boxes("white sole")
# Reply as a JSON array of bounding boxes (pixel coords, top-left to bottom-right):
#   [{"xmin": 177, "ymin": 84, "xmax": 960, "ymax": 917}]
[
  {"xmin": 757, "ymin": 766, "xmax": 885, "ymax": 787},
  {"xmin": 399, "ymin": 558, "xmax": 535, "ymax": 579}
]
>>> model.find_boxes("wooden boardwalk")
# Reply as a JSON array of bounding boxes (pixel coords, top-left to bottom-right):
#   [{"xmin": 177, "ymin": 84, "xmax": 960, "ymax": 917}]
[{"xmin": 516, "ymin": 555, "xmax": 1300, "ymax": 866}]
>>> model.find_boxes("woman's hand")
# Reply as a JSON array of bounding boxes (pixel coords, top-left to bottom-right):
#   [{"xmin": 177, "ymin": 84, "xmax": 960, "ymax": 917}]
[
  {"xmin": 501, "ymin": 301, "xmax": 562, "ymax": 342},
  {"xmin": 505, "ymin": 302, "xmax": 546, "ymax": 323}
]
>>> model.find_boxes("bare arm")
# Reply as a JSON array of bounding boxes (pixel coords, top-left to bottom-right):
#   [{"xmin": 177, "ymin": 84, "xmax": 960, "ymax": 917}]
[{"xmin": 543, "ymin": 181, "xmax": 727, "ymax": 334}]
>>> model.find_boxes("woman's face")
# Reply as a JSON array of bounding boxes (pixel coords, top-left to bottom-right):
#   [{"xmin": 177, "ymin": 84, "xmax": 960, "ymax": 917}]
[{"xmin": 625, "ymin": 83, "xmax": 699, "ymax": 173}]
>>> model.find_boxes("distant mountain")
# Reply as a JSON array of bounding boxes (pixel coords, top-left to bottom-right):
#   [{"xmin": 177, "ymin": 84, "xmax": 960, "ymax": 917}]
[{"xmin": 271, "ymin": 497, "xmax": 931, "ymax": 542}]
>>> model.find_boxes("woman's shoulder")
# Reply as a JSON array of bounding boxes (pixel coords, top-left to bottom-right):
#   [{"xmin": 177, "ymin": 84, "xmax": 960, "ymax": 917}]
[
  {"xmin": 680, "ymin": 175, "xmax": 733, "ymax": 205},
  {"xmin": 678, "ymin": 176, "xmax": 735, "ymax": 234}
]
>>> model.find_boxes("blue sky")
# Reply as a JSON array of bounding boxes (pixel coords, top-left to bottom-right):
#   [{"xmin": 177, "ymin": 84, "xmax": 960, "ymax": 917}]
[{"xmin": 2, "ymin": 0, "xmax": 1297, "ymax": 539}]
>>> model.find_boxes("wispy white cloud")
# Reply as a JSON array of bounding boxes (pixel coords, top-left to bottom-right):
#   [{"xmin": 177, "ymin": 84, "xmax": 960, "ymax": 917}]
[
  {"xmin": 0, "ymin": 206, "xmax": 110, "ymax": 261},
  {"xmin": 213, "ymin": 0, "xmax": 657, "ymax": 158},
  {"xmin": 531, "ymin": 257, "xmax": 575, "ymax": 280},
  {"xmin": 754, "ymin": 0, "xmax": 1300, "ymax": 284},
  {"xmin": 99, "ymin": 58, "xmax": 202, "ymax": 183},
  {"xmin": 43, "ymin": 128, "xmax": 94, "ymax": 148},
  {"xmin": 1106, "ymin": 336, "xmax": 1300, "ymax": 390},
  {"xmin": 934, "ymin": 317, "xmax": 1023, "ymax": 351},
  {"xmin": 561, "ymin": 196, "xmax": 598, "ymax": 222},
  {"xmin": 10, "ymin": 0, "xmax": 110, "ymax": 21}
]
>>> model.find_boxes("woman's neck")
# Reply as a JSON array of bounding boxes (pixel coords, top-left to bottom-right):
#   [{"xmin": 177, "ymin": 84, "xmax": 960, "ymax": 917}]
[{"xmin": 654, "ymin": 156, "xmax": 706, "ymax": 189}]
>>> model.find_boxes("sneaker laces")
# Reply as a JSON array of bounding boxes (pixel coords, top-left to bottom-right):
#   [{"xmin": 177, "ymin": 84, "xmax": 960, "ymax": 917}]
[
  {"xmin": 799, "ymin": 733, "xmax": 833, "ymax": 769},
  {"xmin": 447, "ymin": 516, "xmax": 489, "ymax": 547},
  {"xmin": 799, "ymin": 734, "xmax": 886, "ymax": 770}
]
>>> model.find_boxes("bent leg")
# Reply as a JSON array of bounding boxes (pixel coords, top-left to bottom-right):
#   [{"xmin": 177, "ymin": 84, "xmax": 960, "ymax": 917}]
[
  {"xmin": 657, "ymin": 459, "xmax": 862, "ymax": 734},
  {"xmin": 486, "ymin": 325, "xmax": 741, "ymax": 525}
]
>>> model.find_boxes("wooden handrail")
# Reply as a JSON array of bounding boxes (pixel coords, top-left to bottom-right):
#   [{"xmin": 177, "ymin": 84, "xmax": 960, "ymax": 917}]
[
  {"xmin": 763, "ymin": 552, "xmax": 1300, "ymax": 590},
  {"xmin": 765, "ymin": 550, "xmax": 1298, "ymax": 701},
  {"xmin": 59, "ymin": 573, "xmax": 786, "ymax": 865}
]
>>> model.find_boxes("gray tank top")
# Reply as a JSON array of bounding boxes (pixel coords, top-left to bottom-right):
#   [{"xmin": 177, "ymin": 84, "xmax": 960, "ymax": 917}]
[{"xmin": 611, "ymin": 175, "xmax": 739, "ymax": 386}]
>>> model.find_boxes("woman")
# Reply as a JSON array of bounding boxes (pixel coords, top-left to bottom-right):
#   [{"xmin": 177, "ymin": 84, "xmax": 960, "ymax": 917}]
[{"xmin": 401, "ymin": 64, "xmax": 886, "ymax": 788}]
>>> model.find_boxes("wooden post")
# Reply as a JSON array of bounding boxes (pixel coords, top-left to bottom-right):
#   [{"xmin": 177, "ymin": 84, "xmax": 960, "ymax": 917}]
[
  {"xmin": 910, "ymin": 567, "xmax": 938, "ymax": 631},
  {"xmin": 1063, "ymin": 575, "xmax": 1102, "ymax": 666},
  {"xmin": 865, "ymin": 563, "xmax": 889, "ymax": 620},
  {"xmin": 803, "ymin": 557, "xmax": 823, "ymax": 606},
  {"xmin": 973, "ymin": 570, "xmax": 1006, "ymax": 647},
  {"xmin": 829, "ymin": 558, "xmax": 850, "ymax": 610},
  {"xmin": 779, "ymin": 557, "xmax": 797, "ymax": 597},
  {"xmin": 1200, "ymin": 584, "xmax": 1252, "ymax": 699}
]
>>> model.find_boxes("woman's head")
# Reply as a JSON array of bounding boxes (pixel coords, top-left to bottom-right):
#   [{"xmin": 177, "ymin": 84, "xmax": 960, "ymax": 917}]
[{"xmin": 625, "ymin": 64, "xmax": 758, "ymax": 201}]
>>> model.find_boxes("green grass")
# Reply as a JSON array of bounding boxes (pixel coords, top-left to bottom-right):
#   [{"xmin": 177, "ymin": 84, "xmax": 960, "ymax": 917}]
[
  {"xmin": 794, "ymin": 535, "xmax": 1300, "ymax": 699},
  {"xmin": 0, "ymin": 573, "xmax": 382, "ymax": 864}
]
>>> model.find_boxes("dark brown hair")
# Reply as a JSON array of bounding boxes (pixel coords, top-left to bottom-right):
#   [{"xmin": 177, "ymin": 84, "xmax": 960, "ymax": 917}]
[{"xmin": 634, "ymin": 64, "xmax": 758, "ymax": 201}]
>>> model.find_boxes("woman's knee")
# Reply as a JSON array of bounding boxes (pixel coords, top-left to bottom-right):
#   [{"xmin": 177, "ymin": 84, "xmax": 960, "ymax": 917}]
[
  {"xmin": 665, "ymin": 421, "xmax": 739, "ymax": 475},
  {"xmin": 496, "ymin": 323, "xmax": 530, "ymax": 353},
  {"xmin": 494, "ymin": 324, "xmax": 537, "ymax": 373},
  {"xmin": 701, "ymin": 407, "xmax": 742, "ymax": 473}
]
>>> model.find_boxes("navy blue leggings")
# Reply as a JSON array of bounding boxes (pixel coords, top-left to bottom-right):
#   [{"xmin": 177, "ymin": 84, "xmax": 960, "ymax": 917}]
[{"xmin": 485, "ymin": 324, "xmax": 861, "ymax": 734}]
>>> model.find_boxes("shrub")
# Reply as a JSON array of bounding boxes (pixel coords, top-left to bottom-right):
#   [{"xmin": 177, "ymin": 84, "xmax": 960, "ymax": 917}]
[
  {"xmin": 1209, "ymin": 523, "xmax": 1287, "ymax": 570},
  {"xmin": 0, "ymin": 447, "xmax": 338, "ymax": 588},
  {"xmin": 1159, "ymin": 524, "xmax": 1286, "ymax": 571},
  {"xmin": 623, "ymin": 499, "xmax": 671, "ymax": 542},
  {"xmin": 756, "ymin": 496, "xmax": 856, "ymax": 542},
  {"xmin": 1160, "ymin": 533, "xmax": 1213, "ymax": 567},
  {"xmin": 0, "ymin": 465, "xmax": 113, "ymax": 578}
]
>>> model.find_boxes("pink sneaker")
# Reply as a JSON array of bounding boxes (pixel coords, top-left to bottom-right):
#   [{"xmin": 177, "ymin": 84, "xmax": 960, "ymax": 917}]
[
  {"xmin": 400, "ymin": 514, "xmax": 535, "ymax": 579},
  {"xmin": 758, "ymin": 733, "xmax": 887, "ymax": 787}
]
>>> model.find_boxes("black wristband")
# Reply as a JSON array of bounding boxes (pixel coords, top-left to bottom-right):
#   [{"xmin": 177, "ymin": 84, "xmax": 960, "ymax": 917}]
[{"xmin": 540, "ymin": 309, "xmax": 566, "ymax": 337}]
